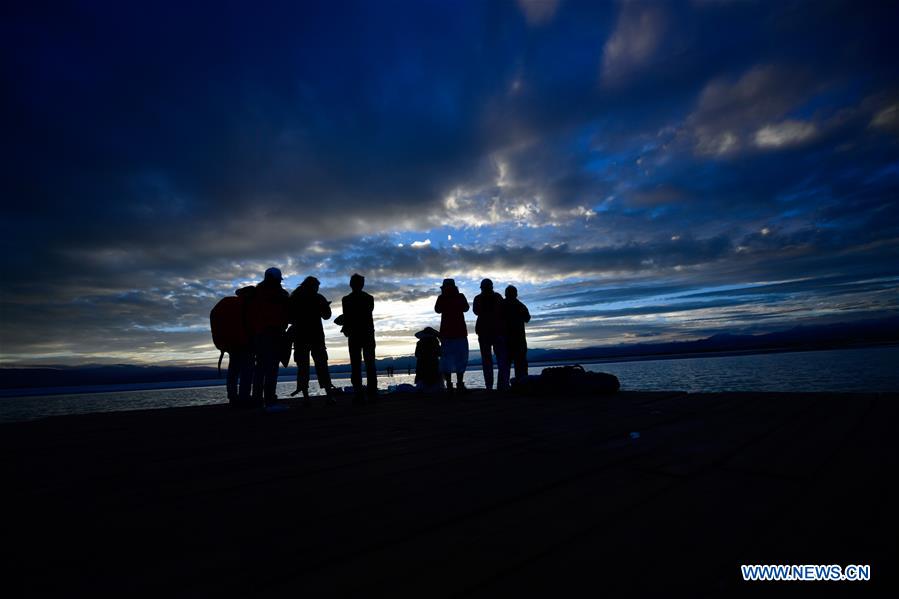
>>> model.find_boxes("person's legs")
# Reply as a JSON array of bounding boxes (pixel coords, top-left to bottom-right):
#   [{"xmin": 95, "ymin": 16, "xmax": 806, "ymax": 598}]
[
  {"xmin": 456, "ymin": 336, "xmax": 469, "ymax": 391},
  {"xmin": 478, "ymin": 338, "xmax": 494, "ymax": 390},
  {"xmin": 509, "ymin": 352, "xmax": 520, "ymax": 381},
  {"xmin": 440, "ymin": 340, "xmax": 452, "ymax": 391},
  {"xmin": 251, "ymin": 331, "xmax": 279, "ymax": 404},
  {"xmin": 495, "ymin": 336, "xmax": 510, "ymax": 390},
  {"xmin": 262, "ymin": 333, "xmax": 280, "ymax": 403},
  {"xmin": 363, "ymin": 338, "xmax": 377, "ymax": 395},
  {"xmin": 348, "ymin": 336, "xmax": 362, "ymax": 391},
  {"xmin": 238, "ymin": 349, "xmax": 254, "ymax": 402},
  {"xmin": 311, "ymin": 343, "xmax": 332, "ymax": 389},
  {"xmin": 251, "ymin": 335, "xmax": 265, "ymax": 402},
  {"xmin": 296, "ymin": 343, "xmax": 311, "ymax": 394},
  {"xmin": 505, "ymin": 338, "xmax": 522, "ymax": 382},
  {"xmin": 516, "ymin": 345, "xmax": 528, "ymax": 381},
  {"xmin": 226, "ymin": 350, "xmax": 240, "ymax": 403}
]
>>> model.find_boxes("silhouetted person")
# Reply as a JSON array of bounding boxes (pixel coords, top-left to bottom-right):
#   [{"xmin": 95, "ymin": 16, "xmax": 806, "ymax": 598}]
[
  {"xmin": 414, "ymin": 326, "xmax": 443, "ymax": 393},
  {"xmin": 219, "ymin": 285, "xmax": 256, "ymax": 407},
  {"xmin": 504, "ymin": 285, "xmax": 531, "ymax": 382},
  {"xmin": 473, "ymin": 278, "xmax": 509, "ymax": 391},
  {"xmin": 289, "ymin": 276, "xmax": 336, "ymax": 404},
  {"xmin": 342, "ymin": 273, "xmax": 377, "ymax": 402},
  {"xmin": 435, "ymin": 278, "xmax": 469, "ymax": 394},
  {"xmin": 248, "ymin": 267, "xmax": 289, "ymax": 407}
]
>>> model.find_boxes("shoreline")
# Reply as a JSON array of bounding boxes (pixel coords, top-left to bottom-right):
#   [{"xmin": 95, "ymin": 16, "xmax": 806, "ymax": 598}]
[{"xmin": 2, "ymin": 342, "xmax": 896, "ymax": 399}]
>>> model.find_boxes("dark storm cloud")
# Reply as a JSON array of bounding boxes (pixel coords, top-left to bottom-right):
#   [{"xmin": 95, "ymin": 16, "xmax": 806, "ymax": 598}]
[
  {"xmin": 331, "ymin": 234, "xmax": 733, "ymax": 277},
  {"xmin": 2, "ymin": 0, "xmax": 899, "ymax": 364}
]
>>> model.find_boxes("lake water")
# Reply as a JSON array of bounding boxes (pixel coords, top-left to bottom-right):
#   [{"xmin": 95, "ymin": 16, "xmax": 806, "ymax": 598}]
[{"xmin": 1, "ymin": 346, "xmax": 897, "ymax": 423}]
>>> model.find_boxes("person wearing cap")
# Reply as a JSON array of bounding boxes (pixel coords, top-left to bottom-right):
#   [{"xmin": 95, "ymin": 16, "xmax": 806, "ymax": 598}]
[
  {"xmin": 341, "ymin": 273, "xmax": 377, "ymax": 402},
  {"xmin": 504, "ymin": 285, "xmax": 531, "ymax": 382},
  {"xmin": 414, "ymin": 326, "xmax": 443, "ymax": 394},
  {"xmin": 435, "ymin": 278, "xmax": 470, "ymax": 394},
  {"xmin": 473, "ymin": 278, "xmax": 509, "ymax": 391},
  {"xmin": 249, "ymin": 267, "xmax": 290, "ymax": 407}
]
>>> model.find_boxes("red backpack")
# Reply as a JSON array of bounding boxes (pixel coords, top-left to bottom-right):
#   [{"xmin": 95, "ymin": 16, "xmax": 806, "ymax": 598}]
[{"xmin": 210, "ymin": 294, "xmax": 251, "ymax": 374}]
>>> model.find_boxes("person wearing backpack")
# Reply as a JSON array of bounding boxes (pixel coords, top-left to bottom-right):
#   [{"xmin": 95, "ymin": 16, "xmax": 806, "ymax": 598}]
[
  {"xmin": 248, "ymin": 267, "xmax": 290, "ymax": 408},
  {"xmin": 210, "ymin": 285, "xmax": 257, "ymax": 407},
  {"xmin": 289, "ymin": 276, "xmax": 337, "ymax": 404}
]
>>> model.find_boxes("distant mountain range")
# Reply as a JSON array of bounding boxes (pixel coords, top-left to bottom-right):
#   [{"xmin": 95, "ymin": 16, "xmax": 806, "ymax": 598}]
[{"xmin": 2, "ymin": 315, "xmax": 898, "ymax": 390}]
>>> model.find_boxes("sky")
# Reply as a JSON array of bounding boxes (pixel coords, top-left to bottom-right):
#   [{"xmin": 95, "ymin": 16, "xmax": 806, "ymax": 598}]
[{"xmin": 2, "ymin": 0, "xmax": 898, "ymax": 366}]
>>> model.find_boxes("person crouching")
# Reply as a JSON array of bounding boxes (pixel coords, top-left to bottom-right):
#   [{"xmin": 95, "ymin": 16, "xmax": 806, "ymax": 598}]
[{"xmin": 414, "ymin": 327, "xmax": 443, "ymax": 394}]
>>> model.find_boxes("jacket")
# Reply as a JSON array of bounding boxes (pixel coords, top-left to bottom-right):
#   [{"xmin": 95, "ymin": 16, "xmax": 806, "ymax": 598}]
[
  {"xmin": 248, "ymin": 279, "xmax": 289, "ymax": 335},
  {"xmin": 289, "ymin": 290, "xmax": 331, "ymax": 344},
  {"xmin": 435, "ymin": 291, "xmax": 469, "ymax": 339},
  {"xmin": 341, "ymin": 290, "xmax": 375, "ymax": 339},
  {"xmin": 504, "ymin": 298, "xmax": 531, "ymax": 346},
  {"xmin": 473, "ymin": 291, "xmax": 505, "ymax": 339}
]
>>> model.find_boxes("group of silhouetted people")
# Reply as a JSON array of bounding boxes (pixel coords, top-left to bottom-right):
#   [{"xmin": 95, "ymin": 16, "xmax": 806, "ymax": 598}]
[
  {"xmin": 222, "ymin": 268, "xmax": 377, "ymax": 408},
  {"xmin": 423, "ymin": 277, "xmax": 530, "ymax": 395},
  {"xmin": 220, "ymin": 268, "xmax": 529, "ymax": 409}
]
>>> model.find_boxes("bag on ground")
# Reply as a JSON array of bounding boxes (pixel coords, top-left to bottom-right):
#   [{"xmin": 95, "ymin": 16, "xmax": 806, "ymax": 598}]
[{"xmin": 511, "ymin": 364, "xmax": 620, "ymax": 395}]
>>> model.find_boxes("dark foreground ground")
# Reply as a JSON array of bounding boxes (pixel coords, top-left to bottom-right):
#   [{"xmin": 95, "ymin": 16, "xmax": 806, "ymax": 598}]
[{"xmin": 3, "ymin": 390, "xmax": 897, "ymax": 597}]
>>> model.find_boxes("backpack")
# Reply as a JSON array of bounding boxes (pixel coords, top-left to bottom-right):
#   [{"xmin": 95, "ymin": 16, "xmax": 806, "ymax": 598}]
[
  {"xmin": 210, "ymin": 295, "xmax": 251, "ymax": 375},
  {"xmin": 511, "ymin": 364, "xmax": 620, "ymax": 395}
]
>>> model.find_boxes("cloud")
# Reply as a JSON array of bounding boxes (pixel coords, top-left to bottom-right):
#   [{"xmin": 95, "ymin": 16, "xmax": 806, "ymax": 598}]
[
  {"xmin": 4, "ymin": 223, "xmax": 898, "ymax": 365},
  {"xmin": 602, "ymin": 1, "xmax": 666, "ymax": 85},
  {"xmin": 3, "ymin": 0, "xmax": 899, "ymax": 365},
  {"xmin": 870, "ymin": 103, "xmax": 899, "ymax": 132},
  {"xmin": 694, "ymin": 130, "xmax": 739, "ymax": 157},
  {"xmin": 687, "ymin": 65, "xmax": 815, "ymax": 156},
  {"xmin": 517, "ymin": 0, "xmax": 560, "ymax": 25},
  {"xmin": 753, "ymin": 120, "xmax": 817, "ymax": 148},
  {"xmin": 313, "ymin": 234, "xmax": 737, "ymax": 283}
]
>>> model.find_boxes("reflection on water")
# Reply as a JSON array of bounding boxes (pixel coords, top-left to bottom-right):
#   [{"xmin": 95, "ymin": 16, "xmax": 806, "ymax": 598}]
[{"xmin": 1, "ymin": 346, "xmax": 897, "ymax": 423}]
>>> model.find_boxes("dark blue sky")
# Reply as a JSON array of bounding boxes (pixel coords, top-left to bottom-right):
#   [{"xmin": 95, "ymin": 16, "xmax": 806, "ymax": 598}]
[{"xmin": 2, "ymin": 0, "xmax": 898, "ymax": 365}]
